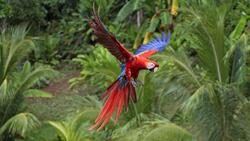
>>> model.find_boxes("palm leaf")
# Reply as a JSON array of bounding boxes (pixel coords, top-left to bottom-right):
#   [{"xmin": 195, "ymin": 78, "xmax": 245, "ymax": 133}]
[
  {"xmin": 185, "ymin": 3, "xmax": 229, "ymax": 82},
  {"xmin": 0, "ymin": 25, "xmax": 35, "ymax": 84},
  {"xmin": 115, "ymin": 0, "xmax": 142, "ymax": 23},
  {"xmin": 0, "ymin": 113, "xmax": 40, "ymax": 137},
  {"xmin": 23, "ymin": 89, "xmax": 53, "ymax": 98},
  {"xmin": 48, "ymin": 110, "xmax": 96, "ymax": 141},
  {"xmin": 70, "ymin": 46, "xmax": 120, "ymax": 90},
  {"xmin": 16, "ymin": 67, "xmax": 56, "ymax": 93},
  {"xmin": 112, "ymin": 115, "xmax": 195, "ymax": 141}
]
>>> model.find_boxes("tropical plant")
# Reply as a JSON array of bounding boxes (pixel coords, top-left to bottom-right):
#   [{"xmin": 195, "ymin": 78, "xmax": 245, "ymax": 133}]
[
  {"xmin": 0, "ymin": 113, "xmax": 40, "ymax": 139},
  {"xmin": 48, "ymin": 115, "xmax": 90, "ymax": 141},
  {"xmin": 70, "ymin": 46, "xmax": 120, "ymax": 91},
  {"xmin": 151, "ymin": 1, "xmax": 250, "ymax": 141},
  {"xmin": 47, "ymin": 95, "xmax": 108, "ymax": 141},
  {"xmin": 33, "ymin": 34, "xmax": 60, "ymax": 65},
  {"xmin": 0, "ymin": 0, "xmax": 247, "ymax": 141},
  {"xmin": 0, "ymin": 25, "xmax": 55, "ymax": 140},
  {"xmin": 0, "ymin": 0, "xmax": 12, "ymax": 19},
  {"xmin": 112, "ymin": 117, "xmax": 196, "ymax": 141}
]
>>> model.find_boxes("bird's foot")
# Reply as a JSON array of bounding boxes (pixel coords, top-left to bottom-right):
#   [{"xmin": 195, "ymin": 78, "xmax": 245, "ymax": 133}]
[
  {"xmin": 135, "ymin": 79, "xmax": 144, "ymax": 85},
  {"xmin": 131, "ymin": 79, "xmax": 137, "ymax": 87},
  {"xmin": 131, "ymin": 79, "xmax": 144, "ymax": 87}
]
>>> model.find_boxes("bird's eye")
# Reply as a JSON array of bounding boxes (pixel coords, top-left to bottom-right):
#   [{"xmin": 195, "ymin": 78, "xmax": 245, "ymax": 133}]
[{"xmin": 146, "ymin": 62, "xmax": 155, "ymax": 69}]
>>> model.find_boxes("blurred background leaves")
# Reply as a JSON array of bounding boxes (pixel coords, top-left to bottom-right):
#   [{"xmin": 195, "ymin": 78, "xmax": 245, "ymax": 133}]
[{"xmin": 0, "ymin": 0, "xmax": 249, "ymax": 141}]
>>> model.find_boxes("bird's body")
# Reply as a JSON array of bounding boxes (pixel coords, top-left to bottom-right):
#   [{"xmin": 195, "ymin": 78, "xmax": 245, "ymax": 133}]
[
  {"xmin": 123, "ymin": 56, "xmax": 159, "ymax": 80},
  {"xmin": 88, "ymin": 10, "xmax": 170, "ymax": 130}
]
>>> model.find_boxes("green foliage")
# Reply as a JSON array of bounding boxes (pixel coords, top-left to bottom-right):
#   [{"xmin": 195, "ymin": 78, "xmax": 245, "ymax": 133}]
[
  {"xmin": 115, "ymin": 0, "xmax": 142, "ymax": 22},
  {"xmin": 48, "ymin": 118, "xmax": 90, "ymax": 141},
  {"xmin": 143, "ymin": 123, "xmax": 195, "ymax": 141},
  {"xmin": 24, "ymin": 89, "xmax": 52, "ymax": 98},
  {"xmin": 68, "ymin": 1, "xmax": 249, "ymax": 141},
  {"xmin": 22, "ymin": 123, "xmax": 58, "ymax": 141},
  {"xmin": 33, "ymin": 34, "xmax": 60, "ymax": 65},
  {"xmin": 0, "ymin": 25, "xmax": 56, "ymax": 140},
  {"xmin": 185, "ymin": 3, "xmax": 229, "ymax": 82},
  {"xmin": 0, "ymin": 113, "xmax": 40, "ymax": 138},
  {"xmin": 0, "ymin": 25, "xmax": 35, "ymax": 84},
  {"xmin": 8, "ymin": 0, "xmax": 47, "ymax": 24},
  {"xmin": 0, "ymin": 0, "xmax": 249, "ymax": 141},
  {"xmin": 112, "ymin": 117, "xmax": 195, "ymax": 141},
  {"xmin": 0, "ymin": 0, "xmax": 12, "ymax": 18},
  {"xmin": 229, "ymin": 15, "xmax": 248, "ymax": 44},
  {"xmin": 163, "ymin": 2, "xmax": 250, "ymax": 141},
  {"xmin": 70, "ymin": 46, "xmax": 120, "ymax": 90},
  {"xmin": 26, "ymin": 95, "xmax": 108, "ymax": 141}
]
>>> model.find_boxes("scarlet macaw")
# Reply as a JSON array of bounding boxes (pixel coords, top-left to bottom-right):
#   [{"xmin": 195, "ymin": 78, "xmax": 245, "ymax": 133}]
[{"xmin": 88, "ymin": 10, "xmax": 170, "ymax": 130}]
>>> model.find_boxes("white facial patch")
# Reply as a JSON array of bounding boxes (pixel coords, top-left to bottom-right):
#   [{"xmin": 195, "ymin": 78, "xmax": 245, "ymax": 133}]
[
  {"xmin": 153, "ymin": 67, "xmax": 158, "ymax": 72},
  {"xmin": 146, "ymin": 62, "xmax": 155, "ymax": 69}
]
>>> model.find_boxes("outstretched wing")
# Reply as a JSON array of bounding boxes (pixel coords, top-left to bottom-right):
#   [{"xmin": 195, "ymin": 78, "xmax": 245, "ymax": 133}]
[
  {"xmin": 89, "ymin": 10, "xmax": 133, "ymax": 63},
  {"xmin": 118, "ymin": 33, "xmax": 170, "ymax": 76},
  {"xmin": 134, "ymin": 32, "xmax": 171, "ymax": 58}
]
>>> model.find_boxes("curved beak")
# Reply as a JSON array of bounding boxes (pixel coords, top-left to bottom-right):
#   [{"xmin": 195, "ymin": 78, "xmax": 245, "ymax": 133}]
[{"xmin": 149, "ymin": 67, "xmax": 158, "ymax": 72}]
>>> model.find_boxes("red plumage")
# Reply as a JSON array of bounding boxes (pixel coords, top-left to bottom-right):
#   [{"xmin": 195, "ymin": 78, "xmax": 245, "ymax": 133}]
[
  {"xmin": 89, "ymin": 9, "xmax": 133, "ymax": 63},
  {"xmin": 88, "ymin": 9, "xmax": 170, "ymax": 130},
  {"xmin": 89, "ymin": 79, "xmax": 136, "ymax": 131}
]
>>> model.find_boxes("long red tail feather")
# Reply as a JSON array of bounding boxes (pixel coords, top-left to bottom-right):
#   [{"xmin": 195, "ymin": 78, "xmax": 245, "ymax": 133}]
[{"xmin": 89, "ymin": 78, "xmax": 136, "ymax": 130}]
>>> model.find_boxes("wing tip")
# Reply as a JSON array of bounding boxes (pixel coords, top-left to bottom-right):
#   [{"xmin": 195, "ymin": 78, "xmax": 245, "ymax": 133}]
[{"xmin": 161, "ymin": 32, "xmax": 171, "ymax": 42}]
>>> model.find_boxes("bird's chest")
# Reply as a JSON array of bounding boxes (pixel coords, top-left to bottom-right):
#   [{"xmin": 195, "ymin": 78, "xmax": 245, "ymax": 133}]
[{"xmin": 126, "ymin": 58, "xmax": 147, "ymax": 79}]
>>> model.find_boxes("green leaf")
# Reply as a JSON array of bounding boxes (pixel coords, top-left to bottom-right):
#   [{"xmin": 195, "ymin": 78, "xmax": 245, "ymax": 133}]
[
  {"xmin": 22, "ymin": 61, "xmax": 31, "ymax": 75},
  {"xmin": 0, "ymin": 113, "xmax": 40, "ymax": 137},
  {"xmin": 24, "ymin": 89, "xmax": 53, "ymax": 98},
  {"xmin": 0, "ymin": 79, "xmax": 8, "ymax": 104},
  {"xmin": 160, "ymin": 11, "xmax": 170, "ymax": 26},
  {"xmin": 112, "ymin": 118, "xmax": 195, "ymax": 141},
  {"xmin": 0, "ymin": 25, "xmax": 35, "ymax": 84},
  {"xmin": 115, "ymin": 0, "xmax": 142, "ymax": 22},
  {"xmin": 229, "ymin": 16, "xmax": 247, "ymax": 44},
  {"xmin": 143, "ymin": 123, "xmax": 196, "ymax": 141},
  {"xmin": 185, "ymin": 4, "xmax": 229, "ymax": 82},
  {"xmin": 147, "ymin": 15, "xmax": 160, "ymax": 32},
  {"xmin": 48, "ymin": 121, "xmax": 69, "ymax": 141}
]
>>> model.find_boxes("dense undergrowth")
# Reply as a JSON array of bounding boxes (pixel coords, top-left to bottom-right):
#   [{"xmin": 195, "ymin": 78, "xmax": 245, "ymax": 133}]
[{"xmin": 0, "ymin": 0, "xmax": 249, "ymax": 141}]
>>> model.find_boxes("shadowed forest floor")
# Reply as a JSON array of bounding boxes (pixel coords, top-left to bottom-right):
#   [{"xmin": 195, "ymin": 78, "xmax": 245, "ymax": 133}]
[
  {"xmin": 26, "ymin": 68, "xmax": 96, "ymax": 120},
  {"xmin": 41, "ymin": 70, "xmax": 80, "ymax": 95}
]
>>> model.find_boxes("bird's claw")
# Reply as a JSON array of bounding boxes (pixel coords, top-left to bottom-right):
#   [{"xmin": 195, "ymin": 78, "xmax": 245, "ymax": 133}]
[
  {"xmin": 131, "ymin": 80, "xmax": 137, "ymax": 87},
  {"xmin": 131, "ymin": 79, "xmax": 144, "ymax": 87},
  {"xmin": 135, "ymin": 79, "xmax": 144, "ymax": 85}
]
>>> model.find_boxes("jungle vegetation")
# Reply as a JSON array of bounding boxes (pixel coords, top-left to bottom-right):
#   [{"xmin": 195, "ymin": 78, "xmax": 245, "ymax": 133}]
[{"xmin": 0, "ymin": 0, "xmax": 249, "ymax": 141}]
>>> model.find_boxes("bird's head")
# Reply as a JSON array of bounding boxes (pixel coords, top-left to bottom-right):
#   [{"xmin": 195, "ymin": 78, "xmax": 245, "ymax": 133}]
[{"xmin": 146, "ymin": 61, "xmax": 159, "ymax": 72}]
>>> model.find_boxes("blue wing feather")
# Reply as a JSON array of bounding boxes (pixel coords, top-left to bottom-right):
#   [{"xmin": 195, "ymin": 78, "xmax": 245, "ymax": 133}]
[
  {"xmin": 119, "ymin": 32, "xmax": 171, "ymax": 77},
  {"xmin": 134, "ymin": 32, "xmax": 170, "ymax": 55},
  {"xmin": 119, "ymin": 64, "xmax": 126, "ymax": 78}
]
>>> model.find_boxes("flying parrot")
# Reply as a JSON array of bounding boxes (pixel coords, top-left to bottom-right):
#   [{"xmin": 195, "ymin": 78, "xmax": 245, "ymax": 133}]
[{"xmin": 88, "ymin": 10, "xmax": 171, "ymax": 131}]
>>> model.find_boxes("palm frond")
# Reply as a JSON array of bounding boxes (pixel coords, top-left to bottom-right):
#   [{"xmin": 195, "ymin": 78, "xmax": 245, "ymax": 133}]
[
  {"xmin": 0, "ymin": 25, "xmax": 35, "ymax": 84},
  {"xmin": 0, "ymin": 113, "xmax": 40, "ymax": 138},
  {"xmin": 23, "ymin": 89, "xmax": 52, "ymax": 98},
  {"xmin": 48, "ymin": 121, "xmax": 70, "ymax": 141},
  {"xmin": 184, "ymin": 3, "xmax": 229, "ymax": 82},
  {"xmin": 70, "ymin": 46, "xmax": 120, "ymax": 90},
  {"xmin": 232, "ymin": 101, "xmax": 250, "ymax": 140},
  {"xmin": 48, "ymin": 110, "xmax": 96, "ymax": 141},
  {"xmin": 0, "ymin": 62, "xmax": 55, "ymax": 105},
  {"xmin": 228, "ymin": 34, "xmax": 248, "ymax": 84},
  {"xmin": 115, "ymin": 0, "xmax": 142, "ymax": 23},
  {"xmin": 16, "ymin": 67, "xmax": 56, "ymax": 93},
  {"xmin": 180, "ymin": 83, "xmax": 245, "ymax": 141},
  {"xmin": 160, "ymin": 48, "xmax": 201, "ymax": 86},
  {"xmin": 112, "ymin": 115, "xmax": 195, "ymax": 141}
]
